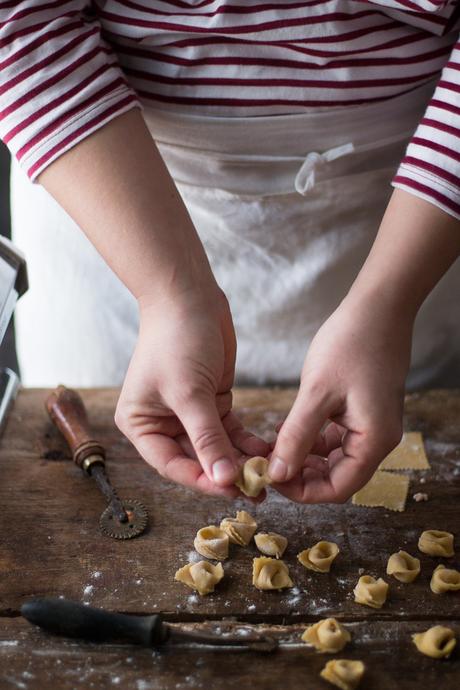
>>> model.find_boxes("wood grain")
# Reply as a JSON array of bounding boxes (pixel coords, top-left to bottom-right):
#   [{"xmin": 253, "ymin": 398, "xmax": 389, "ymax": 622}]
[
  {"xmin": 0, "ymin": 388, "xmax": 459, "ymax": 689},
  {"xmin": 0, "ymin": 618, "xmax": 458, "ymax": 690}
]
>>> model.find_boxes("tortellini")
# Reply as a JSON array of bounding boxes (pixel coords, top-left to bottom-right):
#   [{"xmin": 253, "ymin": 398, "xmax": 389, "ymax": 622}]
[
  {"xmin": 430, "ymin": 564, "xmax": 460, "ymax": 594},
  {"xmin": 254, "ymin": 532, "xmax": 288, "ymax": 559},
  {"xmin": 220, "ymin": 510, "xmax": 257, "ymax": 546},
  {"xmin": 302, "ymin": 618, "xmax": 351, "ymax": 653},
  {"xmin": 174, "ymin": 560, "xmax": 224, "ymax": 596},
  {"xmin": 194, "ymin": 525, "xmax": 229, "ymax": 560},
  {"xmin": 235, "ymin": 456, "xmax": 271, "ymax": 497},
  {"xmin": 386, "ymin": 550, "xmax": 421, "ymax": 583},
  {"xmin": 418, "ymin": 530, "xmax": 454, "ymax": 557},
  {"xmin": 297, "ymin": 541, "xmax": 339, "ymax": 573},
  {"xmin": 320, "ymin": 659, "xmax": 365, "ymax": 690},
  {"xmin": 252, "ymin": 557, "xmax": 293, "ymax": 590},
  {"xmin": 412, "ymin": 625, "xmax": 457, "ymax": 659},
  {"xmin": 353, "ymin": 575, "xmax": 389, "ymax": 609}
]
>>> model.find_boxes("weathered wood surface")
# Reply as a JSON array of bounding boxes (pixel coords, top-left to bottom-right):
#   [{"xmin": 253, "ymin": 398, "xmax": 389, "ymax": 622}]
[
  {"xmin": 0, "ymin": 387, "xmax": 459, "ymax": 689},
  {"xmin": 0, "ymin": 618, "xmax": 459, "ymax": 690}
]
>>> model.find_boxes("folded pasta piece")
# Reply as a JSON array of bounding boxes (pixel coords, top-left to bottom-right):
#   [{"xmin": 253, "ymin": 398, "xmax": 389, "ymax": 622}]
[
  {"xmin": 353, "ymin": 575, "xmax": 389, "ymax": 609},
  {"xmin": 194, "ymin": 525, "xmax": 229, "ymax": 560},
  {"xmin": 297, "ymin": 541, "xmax": 339, "ymax": 572},
  {"xmin": 220, "ymin": 510, "xmax": 257, "ymax": 546},
  {"xmin": 174, "ymin": 560, "xmax": 224, "ymax": 596},
  {"xmin": 302, "ymin": 618, "xmax": 351, "ymax": 653},
  {"xmin": 235, "ymin": 456, "xmax": 271, "ymax": 497},
  {"xmin": 430, "ymin": 564, "xmax": 460, "ymax": 594},
  {"xmin": 418, "ymin": 530, "xmax": 454, "ymax": 557},
  {"xmin": 252, "ymin": 557, "xmax": 293, "ymax": 590},
  {"xmin": 412, "ymin": 625, "xmax": 457, "ymax": 659},
  {"xmin": 254, "ymin": 532, "xmax": 288, "ymax": 559},
  {"xmin": 386, "ymin": 550, "xmax": 420, "ymax": 583},
  {"xmin": 320, "ymin": 659, "xmax": 365, "ymax": 690}
]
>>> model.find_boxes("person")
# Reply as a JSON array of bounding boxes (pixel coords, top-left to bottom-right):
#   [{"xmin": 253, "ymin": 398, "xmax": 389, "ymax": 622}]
[{"xmin": 1, "ymin": 1, "xmax": 460, "ymax": 505}]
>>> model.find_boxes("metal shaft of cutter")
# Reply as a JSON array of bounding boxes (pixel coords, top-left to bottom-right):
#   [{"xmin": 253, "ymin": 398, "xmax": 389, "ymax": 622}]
[{"xmin": 89, "ymin": 460, "xmax": 128, "ymax": 523}]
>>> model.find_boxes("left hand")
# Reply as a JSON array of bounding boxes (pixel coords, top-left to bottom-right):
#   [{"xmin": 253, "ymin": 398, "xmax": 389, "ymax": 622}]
[
  {"xmin": 267, "ymin": 291, "xmax": 411, "ymax": 503},
  {"xmin": 268, "ymin": 186, "xmax": 460, "ymax": 504}
]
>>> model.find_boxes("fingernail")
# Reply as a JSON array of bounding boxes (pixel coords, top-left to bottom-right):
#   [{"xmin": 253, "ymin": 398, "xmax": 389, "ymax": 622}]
[
  {"xmin": 212, "ymin": 458, "xmax": 236, "ymax": 485},
  {"xmin": 269, "ymin": 456, "xmax": 287, "ymax": 482}
]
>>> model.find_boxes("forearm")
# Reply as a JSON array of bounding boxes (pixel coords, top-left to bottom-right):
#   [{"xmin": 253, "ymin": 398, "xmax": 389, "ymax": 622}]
[
  {"xmin": 347, "ymin": 188, "xmax": 460, "ymax": 318},
  {"xmin": 38, "ymin": 109, "xmax": 216, "ymax": 303}
]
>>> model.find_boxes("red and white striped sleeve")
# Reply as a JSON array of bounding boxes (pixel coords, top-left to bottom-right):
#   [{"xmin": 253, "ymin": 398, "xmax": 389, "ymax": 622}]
[
  {"xmin": 0, "ymin": 1, "xmax": 140, "ymax": 181},
  {"xmin": 393, "ymin": 35, "xmax": 460, "ymax": 219}
]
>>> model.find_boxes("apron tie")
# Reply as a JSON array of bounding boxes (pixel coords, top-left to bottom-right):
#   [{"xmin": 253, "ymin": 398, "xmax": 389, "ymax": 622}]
[{"xmin": 294, "ymin": 142, "xmax": 355, "ymax": 195}]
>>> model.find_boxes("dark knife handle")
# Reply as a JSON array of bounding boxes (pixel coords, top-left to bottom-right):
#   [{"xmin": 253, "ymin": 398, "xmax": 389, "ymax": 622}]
[
  {"xmin": 21, "ymin": 598, "xmax": 166, "ymax": 647},
  {"xmin": 45, "ymin": 386, "xmax": 106, "ymax": 470}
]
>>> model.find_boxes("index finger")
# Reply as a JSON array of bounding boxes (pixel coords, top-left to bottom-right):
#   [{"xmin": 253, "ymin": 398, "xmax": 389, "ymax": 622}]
[{"xmin": 134, "ymin": 430, "xmax": 241, "ymax": 498}]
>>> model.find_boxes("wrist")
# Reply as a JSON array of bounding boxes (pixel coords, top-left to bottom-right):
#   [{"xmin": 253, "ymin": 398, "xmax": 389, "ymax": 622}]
[
  {"xmin": 137, "ymin": 275, "xmax": 223, "ymax": 318},
  {"xmin": 345, "ymin": 271, "xmax": 419, "ymax": 325}
]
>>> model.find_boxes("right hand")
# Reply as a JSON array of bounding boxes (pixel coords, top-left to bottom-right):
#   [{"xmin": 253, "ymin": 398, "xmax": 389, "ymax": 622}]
[{"xmin": 115, "ymin": 286, "xmax": 270, "ymax": 497}]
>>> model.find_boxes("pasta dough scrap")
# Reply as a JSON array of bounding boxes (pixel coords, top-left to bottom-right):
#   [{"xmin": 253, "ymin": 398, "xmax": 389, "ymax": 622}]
[
  {"xmin": 252, "ymin": 557, "xmax": 293, "ymax": 590},
  {"xmin": 174, "ymin": 560, "xmax": 224, "ymax": 596},
  {"xmin": 412, "ymin": 626, "xmax": 457, "ymax": 659},
  {"xmin": 430, "ymin": 564, "xmax": 460, "ymax": 594},
  {"xmin": 297, "ymin": 541, "xmax": 339, "ymax": 573},
  {"xmin": 386, "ymin": 550, "xmax": 421, "ymax": 583},
  {"xmin": 379, "ymin": 432, "xmax": 430, "ymax": 470},
  {"xmin": 353, "ymin": 575, "xmax": 389, "ymax": 608},
  {"xmin": 418, "ymin": 530, "xmax": 454, "ymax": 557},
  {"xmin": 235, "ymin": 456, "xmax": 272, "ymax": 497},
  {"xmin": 320, "ymin": 659, "xmax": 365, "ymax": 690},
  {"xmin": 352, "ymin": 470, "xmax": 409, "ymax": 512},
  {"xmin": 220, "ymin": 510, "xmax": 257, "ymax": 546},
  {"xmin": 302, "ymin": 618, "xmax": 351, "ymax": 653},
  {"xmin": 254, "ymin": 532, "xmax": 288, "ymax": 559},
  {"xmin": 194, "ymin": 525, "xmax": 229, "ymax": 560}
]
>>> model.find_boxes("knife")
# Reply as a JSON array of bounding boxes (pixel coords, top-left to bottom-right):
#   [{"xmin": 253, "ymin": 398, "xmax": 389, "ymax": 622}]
[{"xmin": 21, "ymin": 598, "xmax": 277, "ymax": 652}]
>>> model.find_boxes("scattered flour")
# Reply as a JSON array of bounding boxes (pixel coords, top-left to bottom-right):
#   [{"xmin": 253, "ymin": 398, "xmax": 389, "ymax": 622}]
[
  {"xmin": 91, "ymin": 571, "xmax": 102, "ymax": 579},
  {"xmin": 4, "ymin": 678, "xmax": 26, "ymax": 689},
  {"xmin": 83, "ymin": 585, "xmax": 94, "ymax": 597},
  {"xmin": 136, "ymin": 681, "xmax": 151, "ymax": 690},
  {"xmin": 187, "ymin": 551, "xmax": 202, "ymax": 563}
]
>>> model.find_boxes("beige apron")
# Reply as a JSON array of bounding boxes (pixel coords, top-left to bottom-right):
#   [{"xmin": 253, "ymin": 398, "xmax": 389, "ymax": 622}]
[{"xmin": 11, "ymin": 77, "xmax": 460, "ymax": 388}]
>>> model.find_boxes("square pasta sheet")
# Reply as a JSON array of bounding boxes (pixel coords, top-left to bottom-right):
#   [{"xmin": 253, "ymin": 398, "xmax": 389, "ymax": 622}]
[
  {"xmin": 379, "ymin": 432, "xmax": 430, "ymax": 471},
  {"xmin": 352, "ymin": 470, "xmax": 410, "ymax": 512}
]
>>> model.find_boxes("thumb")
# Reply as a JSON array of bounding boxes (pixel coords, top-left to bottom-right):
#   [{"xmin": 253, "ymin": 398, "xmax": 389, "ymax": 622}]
[
  {"xmin": 269, "ymin": 385, "xmax": 333, "ymax": 482},
  {"xmin": 177, "ymin": 395, "xmax": 239, "ymax": 486}
]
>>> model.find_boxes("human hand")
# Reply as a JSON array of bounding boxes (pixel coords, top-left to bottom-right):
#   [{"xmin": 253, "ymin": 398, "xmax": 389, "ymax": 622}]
[
  {"xmin": 115, "ymin": 287, "xmax": 269, "ymax": 497},
  {"xmin": 268, "ymin": 293, "xmax": 412, "ymax": 502}
]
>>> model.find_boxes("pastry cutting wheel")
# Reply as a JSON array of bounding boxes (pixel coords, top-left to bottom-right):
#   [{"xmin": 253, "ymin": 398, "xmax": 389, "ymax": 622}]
[
  {"xmin": 99, "ymin": 499, "xmax": 148, "ymax": 540},
  {"xmin": 45, "ymin": 386, "xmax": 149, "ymax": 540}
]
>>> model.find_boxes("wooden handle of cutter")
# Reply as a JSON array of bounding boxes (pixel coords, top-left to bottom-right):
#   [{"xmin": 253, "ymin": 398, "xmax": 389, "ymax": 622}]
[{"xmin": 45, "ymin": 385, "xmax": 105, "ymax": 469}]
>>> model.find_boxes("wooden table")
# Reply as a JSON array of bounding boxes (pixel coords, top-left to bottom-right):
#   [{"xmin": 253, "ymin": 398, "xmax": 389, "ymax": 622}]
[{"xmin": 0, "ymin": 388, "xmax": 459, "ymax": 689}]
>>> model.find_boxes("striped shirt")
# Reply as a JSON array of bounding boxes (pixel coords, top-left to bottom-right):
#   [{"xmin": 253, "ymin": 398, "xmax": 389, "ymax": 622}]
[{"xmin": 0, "ymin": 1, "xmax": 459, "ymax": 218}]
